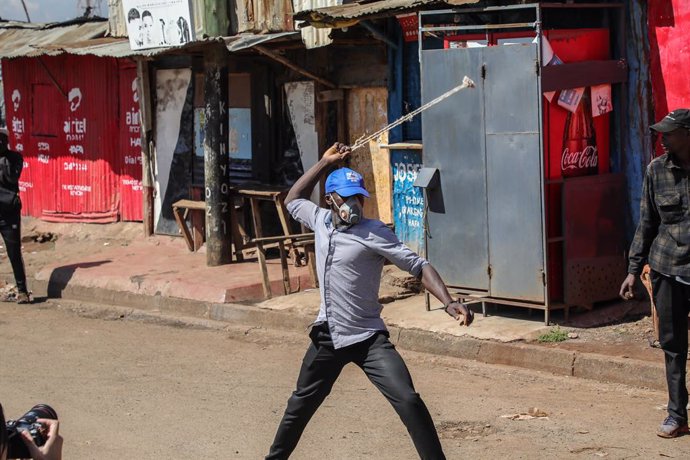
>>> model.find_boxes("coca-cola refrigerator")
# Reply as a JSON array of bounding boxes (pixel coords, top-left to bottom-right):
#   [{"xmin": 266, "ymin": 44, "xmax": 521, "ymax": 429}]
[{"xmin": 419, "ymin": 4, "xmax": 627, "ymax": 324}]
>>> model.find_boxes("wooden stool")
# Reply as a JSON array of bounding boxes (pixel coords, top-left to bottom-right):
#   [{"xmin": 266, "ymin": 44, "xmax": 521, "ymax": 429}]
[
  {"xmin": 172, "ymin": 199, "xmax": 205, "ymax": 252},
  {"xmin": 250, "ymin": 232, "xmax": 315, "ymax": 299}
]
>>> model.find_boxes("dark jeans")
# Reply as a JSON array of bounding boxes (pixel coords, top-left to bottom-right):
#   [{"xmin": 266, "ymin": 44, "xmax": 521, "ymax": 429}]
[
  {"xmin": 651, "ymin": 270, "xmax": 690, "ymax": 424},
  {"xmin": 266, "ymin": 323, "xmax": 445, "ymax": 460},
  {"xmin": 0, "ymin": 210, "xmax": 26, "ymax": 293}
]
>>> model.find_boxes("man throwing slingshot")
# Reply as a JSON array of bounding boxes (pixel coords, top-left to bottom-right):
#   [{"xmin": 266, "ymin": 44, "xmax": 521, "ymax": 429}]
[{"xmin": 266, "ymin": 143, "xmax": 473, "ymax": 460}]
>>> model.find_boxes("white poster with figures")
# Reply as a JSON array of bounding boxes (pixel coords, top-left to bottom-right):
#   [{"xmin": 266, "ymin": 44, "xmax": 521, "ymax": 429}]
[{"xmin": 122, "ymin": 0, "xmax": 194, "ymax": 50}]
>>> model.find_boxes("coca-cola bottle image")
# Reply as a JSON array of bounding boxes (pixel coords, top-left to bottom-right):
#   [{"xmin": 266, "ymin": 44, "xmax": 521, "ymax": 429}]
[{"xmin": 561, "ymin": 88, "xmax": 598, "ymax": 178}]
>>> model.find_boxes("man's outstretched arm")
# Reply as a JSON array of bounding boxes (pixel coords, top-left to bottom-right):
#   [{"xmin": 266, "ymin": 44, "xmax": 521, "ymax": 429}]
[
  {"xmin": 420, "ymin": 264, "xmax": 474, "ymax": 326},
  {"xmin": 285, "ymin": 143, "xmax": 350, "ymax": 205}
]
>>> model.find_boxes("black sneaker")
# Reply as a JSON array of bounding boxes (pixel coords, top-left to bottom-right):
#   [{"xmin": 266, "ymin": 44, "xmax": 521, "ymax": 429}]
[{"xmin": 657, "ymin": 416, "xmax": 689, "ymax": 438}]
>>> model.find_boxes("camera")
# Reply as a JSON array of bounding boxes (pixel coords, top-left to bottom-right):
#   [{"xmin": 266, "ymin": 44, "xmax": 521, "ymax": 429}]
[{"xmin": 5, "ymin": 404, "xmax": 58, "ymax": 459}]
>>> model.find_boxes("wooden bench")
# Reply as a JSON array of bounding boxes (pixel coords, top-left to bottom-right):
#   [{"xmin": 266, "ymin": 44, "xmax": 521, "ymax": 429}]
[
  {"xmin": 172, "ymin": 199, "xmax": 205, "ymax": 252},
  {"xmin": 250, "ymin": 232, "xmax": 316, "ymax": 299}
]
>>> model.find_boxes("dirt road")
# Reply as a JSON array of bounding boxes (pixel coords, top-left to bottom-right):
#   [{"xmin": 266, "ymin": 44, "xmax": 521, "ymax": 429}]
[{"xmin": 1, "ymin": 301, "xmax": 688, "ymax": 459}]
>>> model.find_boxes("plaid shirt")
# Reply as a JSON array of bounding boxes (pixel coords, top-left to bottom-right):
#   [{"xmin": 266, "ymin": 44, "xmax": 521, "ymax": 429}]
[{"xmin": 628, "ymin": 153, "xmax": 690, "ymax": 276}]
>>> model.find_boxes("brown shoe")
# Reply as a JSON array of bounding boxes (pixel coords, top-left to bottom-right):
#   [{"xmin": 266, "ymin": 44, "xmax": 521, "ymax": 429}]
[
  {"xmin": 657, "ymin": 416, "xmax": 690, "ymax": 438},
  {"xmin": 16, "ymin": 291, "xmax": 32, "ymax": 304}
]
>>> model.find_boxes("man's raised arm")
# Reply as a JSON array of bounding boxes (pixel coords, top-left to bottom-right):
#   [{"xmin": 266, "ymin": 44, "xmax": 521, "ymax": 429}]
[{"xmin": 285, "ymin": 143, "xmax": 351, "ymax": 205}]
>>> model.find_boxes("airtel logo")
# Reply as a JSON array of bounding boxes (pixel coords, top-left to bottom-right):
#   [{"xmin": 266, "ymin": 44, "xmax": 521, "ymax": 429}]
[
  {"xmin": 68, "ymin": 88, "xmax": 83, "ymax": 112},
  {"xmin": 11, "ymin": 90, "xmax": 21, "ymax": 111},
  {"xmin": 131, "ymin": 78, "xmax": 139, "ymax": 103}
]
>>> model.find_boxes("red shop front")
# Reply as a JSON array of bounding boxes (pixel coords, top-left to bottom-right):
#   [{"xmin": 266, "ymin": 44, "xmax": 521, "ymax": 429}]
[{"xmin": 2, "ymin": 54, "xmax": 142, "ymax": 222}]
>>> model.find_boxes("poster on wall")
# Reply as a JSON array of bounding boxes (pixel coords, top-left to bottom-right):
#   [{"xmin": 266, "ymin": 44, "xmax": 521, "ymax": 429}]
[
  {"xmin": 122, "ymin": 0, "xmax": 194, "ymax": 50},
  {"xmin": 392, "ymin": 151, "xmax": 424, "ymax": 255},
  {"xmin": 285, "ymin": 81, "xmax": 319, "ymax": 203}
]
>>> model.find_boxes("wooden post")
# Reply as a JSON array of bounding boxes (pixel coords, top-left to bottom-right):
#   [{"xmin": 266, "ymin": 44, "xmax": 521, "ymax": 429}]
[
  {"xmin": 136, "ymin": 58, "xmax": 155, "ymax": 236},
  {"xmin": 203, "ymin": 46, "xmax": 232, "ymax": 266}
]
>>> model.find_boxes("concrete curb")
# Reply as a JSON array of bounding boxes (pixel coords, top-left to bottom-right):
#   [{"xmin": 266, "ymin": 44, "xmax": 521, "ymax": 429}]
[{"xmin": 31, "ymin": 279, "xmax": 666, "ymax": 392}]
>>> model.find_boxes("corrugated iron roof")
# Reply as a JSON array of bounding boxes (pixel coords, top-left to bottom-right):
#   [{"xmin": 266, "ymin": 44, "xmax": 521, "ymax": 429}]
[
  {"xmin": 225, "ymin": 31, "xmax": 300, "ymax": 52},
  {"xmin": 294, "ymin": 0, "xmax": 479, "ymax": 25},
  {"xmin": 0, "ymin": 20, "xmax": 129, "ymax": 59},
  {"xmin": 0, "ymin": 20, "xmax": 299, "ymax": 59}
]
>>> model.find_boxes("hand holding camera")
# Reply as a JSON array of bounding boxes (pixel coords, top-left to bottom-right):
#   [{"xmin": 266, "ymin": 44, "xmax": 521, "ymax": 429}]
[{"xmin": 5, "ymin": 404, "xmax": 62, "ymax": 460}]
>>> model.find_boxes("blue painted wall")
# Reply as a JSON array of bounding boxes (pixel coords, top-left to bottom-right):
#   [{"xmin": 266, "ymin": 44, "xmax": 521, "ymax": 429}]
[
  {"xmin": 623, "ymin": 0, "xmax": 654, "ymax": 241},
  {"xmin": 387, "ymin": 20, "xmax": 443, "ymax": 253}
]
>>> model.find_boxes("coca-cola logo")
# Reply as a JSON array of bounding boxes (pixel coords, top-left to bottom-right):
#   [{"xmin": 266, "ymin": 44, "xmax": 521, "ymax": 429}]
[{"xmin": 561, "ymin": 145, "xmax": 598, "ymax": 171}]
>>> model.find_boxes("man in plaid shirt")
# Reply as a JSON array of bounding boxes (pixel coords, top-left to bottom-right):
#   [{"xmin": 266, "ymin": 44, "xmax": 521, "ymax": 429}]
[{"xmin": 621, "ymin": 108, "xmax": 690, "ymax": 438}]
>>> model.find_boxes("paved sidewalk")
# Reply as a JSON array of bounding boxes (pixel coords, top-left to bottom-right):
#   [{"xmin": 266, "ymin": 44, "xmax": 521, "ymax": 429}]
[{"xmin": 2, "ymin": 218, "xmax": 668, "ymax": 392}]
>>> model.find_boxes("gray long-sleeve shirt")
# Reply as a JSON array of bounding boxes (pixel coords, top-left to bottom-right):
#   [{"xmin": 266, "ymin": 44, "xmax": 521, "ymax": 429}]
[{"xmin": 287, "ymin": 198, "xmax": 428, "ymax": 349}]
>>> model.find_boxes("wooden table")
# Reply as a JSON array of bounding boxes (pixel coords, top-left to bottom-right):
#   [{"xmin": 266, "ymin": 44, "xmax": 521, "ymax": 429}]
[
  {"xmin": 230, "ymin": 186, "xmax": 298, "ymax": 263},
  {"xmin": 173, "ymin": 185, "xmax": 299, "ymax": 262}
]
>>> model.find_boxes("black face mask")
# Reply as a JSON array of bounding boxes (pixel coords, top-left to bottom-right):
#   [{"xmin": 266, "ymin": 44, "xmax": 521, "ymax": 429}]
[{"xmin": 329, "ymin": 194, "xmax": 363, "ymax": 225}]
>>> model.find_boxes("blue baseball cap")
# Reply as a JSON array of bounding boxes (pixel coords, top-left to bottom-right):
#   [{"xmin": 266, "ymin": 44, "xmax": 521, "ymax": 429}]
[{"xmin": 325, "ymin": 168, "xmax": 369, "ymax": 198}]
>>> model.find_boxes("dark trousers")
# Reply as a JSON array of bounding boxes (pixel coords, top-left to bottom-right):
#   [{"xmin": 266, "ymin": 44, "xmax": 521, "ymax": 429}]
[
  {"xmin": 0, "ymin": 210, "xmax": 26, "ymax": 293},
  {"xmin": 266, "ymin": 323, "xmax": 445, "ymax": 460},
  {"xmin": 651, "ymin": 270, "xmax": 690, "ymax": 424}
]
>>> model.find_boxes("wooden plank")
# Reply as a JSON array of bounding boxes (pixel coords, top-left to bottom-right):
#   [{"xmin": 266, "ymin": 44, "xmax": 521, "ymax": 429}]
[
  {"xmin": 190, "ymin": 186, "xmax": 204, "ymax": 251},
  {"xmin": 250, "ymin": 232, "xmax": 314, "ymax": 244},
  {"xmin": 541, "ymin": 60, "xmax": 628, "ymax": 93},
  {"xmin": 229, "ymin": 73, "xmax": 252, "ymax": 108},
  {"xmin": 254, "ymin": 45, "xmax": 337, "ymax": 89},
  {"xmin": 172, "ymin": 207, "xmax": 195, "ymax": 252},
  {"xmin": 229, "ymin": 193, "xmax": 245, "ymax": 262},
  {"xmin": 305, "ymin": 243, "xmax": 318, "ymax": 289},
  {"xmin": 273, "ymin": 193, "xmax": 300, "ymax": 262},
  {"xmin": 249, "ymin": 197, "xmax": 264, "ymax": 239},
  {"xmin": 379, "ymin": 142, "xmax": 423, "ymax": 150},
  {"xmin": 347, "ymin": 87, "xmax": 392, "ymax": 223},
  {"xmin": 278, "ymin": 241, "xmax": 291, "ymax": 296},
  {"xmin": 317, "ymin": 89, "xmax": 344, "ymax": 103},
  {"xmin": 235, "ymin": 189, "xmax": 287, "ymax": 198},
  {"xmin": 173, "ymin": 199, "xmax": 206, "ymax": 211},
  {"xmin": 136, "ymin": 59, "xmax": 155, "ymax": 237},
  {"xmin": 256, "ymin": 243, "xmax": 272, "ymax": 299}
]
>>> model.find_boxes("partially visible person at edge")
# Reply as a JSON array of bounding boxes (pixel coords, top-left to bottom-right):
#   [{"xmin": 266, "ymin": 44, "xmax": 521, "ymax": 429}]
[
  {"xmin": 0, "ymin": 128, "xmax": 31, "ymax": 304},
  {"xmin": 265, "ymin": 142, "xmax": 474, "ymax": 459},
  {"xmin": 0, "ymin": 403, "xmax": 63, "ymax": 460},
  {"xmin": 620, "ymin": 109, "xmax": 690, "ymax": 439}
]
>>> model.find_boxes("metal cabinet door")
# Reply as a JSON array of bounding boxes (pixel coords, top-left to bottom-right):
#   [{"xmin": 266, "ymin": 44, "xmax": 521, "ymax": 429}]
[
  {"xmin": 421, "ymin": 48, "xmax": 489, "ymax": 290},
  {"xmin": 483, "ymin": 44, "xmax": 545, "ymax": 302}
]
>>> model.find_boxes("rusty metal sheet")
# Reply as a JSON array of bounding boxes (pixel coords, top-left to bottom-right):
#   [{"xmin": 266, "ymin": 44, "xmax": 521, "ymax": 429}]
[
  {"xmin": 233, "ymin": 0, "xmax": 295, "ymax": 33},
  {"xmin": 294, "ymin": 0, "xmax": 479, "ymax": 25},
  {"xmin": 293, "ymin": 0, "xmax": 341, "ymax": 48},
  {"xmin": 225, "ymin": 31, "xmax": 299, "ymax": 52},
  {"xmin": 0, "ymin": 21, "xmax": 108, "ymax": 58},
  {"xmin": 347, "ymin": 87, "xmax": 391, "ymax": 223},
  {"xmin": 0, "ymin": 20, "xmax": 220, "ymax": 59},
  {"xmin": 107, "ymin": 0, "xmax": 127, "ymax": 38}
]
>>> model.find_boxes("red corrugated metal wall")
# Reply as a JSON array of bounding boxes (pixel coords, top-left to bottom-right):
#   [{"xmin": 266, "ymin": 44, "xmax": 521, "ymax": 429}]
[
  {"xmin": 2, "ymin": 55, "xmax": 142, "ymax": 222},
  {"xmin": 648, "ymin": 1, "xmax": 690, "ymax": 132},
  {"xmin": 118, "ymin": 63, "xmax": 144, "ymax": 221}
]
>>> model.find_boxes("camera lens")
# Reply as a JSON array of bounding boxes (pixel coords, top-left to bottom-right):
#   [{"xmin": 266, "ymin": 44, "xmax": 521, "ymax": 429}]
[{"xmin": 22, "ymin": 404, "xmax": 58, "ymax": 422}]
